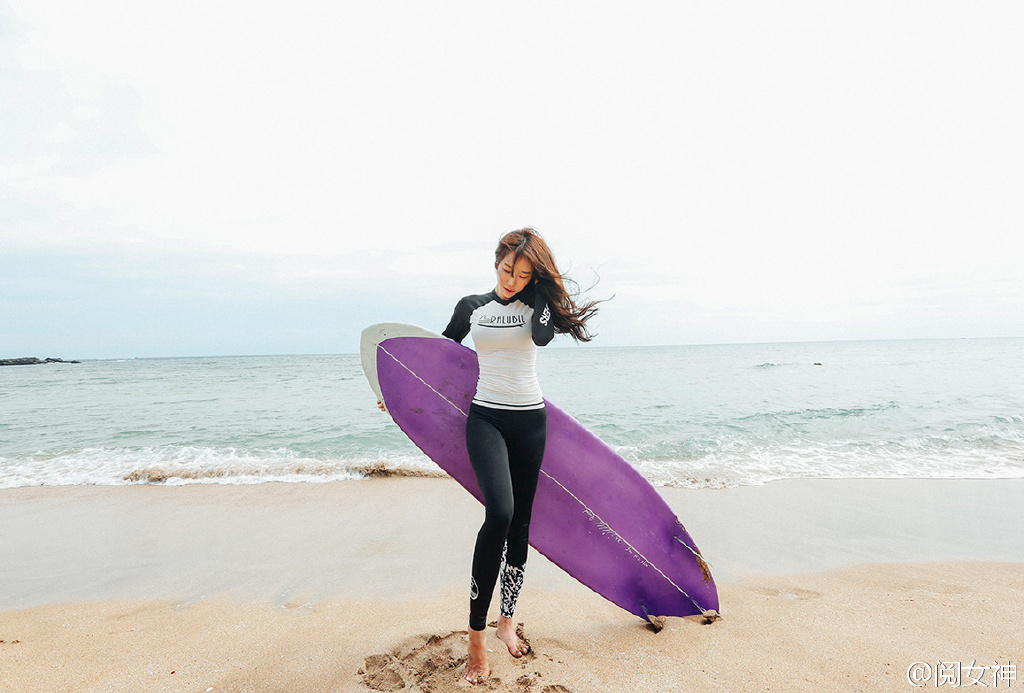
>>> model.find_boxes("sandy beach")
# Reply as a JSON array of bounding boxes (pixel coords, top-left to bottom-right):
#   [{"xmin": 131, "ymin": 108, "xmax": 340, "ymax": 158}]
[{"xmin": 2, "ymin": 478, "xmax": 1022, "ymax": 692}]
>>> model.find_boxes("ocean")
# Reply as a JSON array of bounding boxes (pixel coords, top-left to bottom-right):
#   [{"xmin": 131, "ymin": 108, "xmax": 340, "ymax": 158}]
[{"xmin": 2, "ymin": 338, "xmax": 1022, "ymax": 490}]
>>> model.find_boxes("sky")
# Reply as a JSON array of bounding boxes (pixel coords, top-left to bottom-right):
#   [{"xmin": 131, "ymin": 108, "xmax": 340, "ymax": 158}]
[{"xmin": 2, "ymin": 1, "xmax": 1022, "ymax": 359}]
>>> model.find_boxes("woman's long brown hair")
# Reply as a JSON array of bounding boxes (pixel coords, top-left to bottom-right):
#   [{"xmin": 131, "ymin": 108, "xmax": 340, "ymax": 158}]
[{"xmin": 495, "ymin": 227, "xmax": 604, "ymax": 342}]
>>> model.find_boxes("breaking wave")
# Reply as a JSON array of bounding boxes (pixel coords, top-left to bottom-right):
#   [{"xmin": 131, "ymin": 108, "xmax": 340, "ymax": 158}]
[{"xmin": 0, "ymin": 446, "xmax": 446, "ymax": 489}]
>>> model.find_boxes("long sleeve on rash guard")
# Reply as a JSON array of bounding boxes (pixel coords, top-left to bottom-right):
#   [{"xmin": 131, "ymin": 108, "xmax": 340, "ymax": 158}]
[{"xmin": 528, "ymin": 285, "xmax": 555, "ymax": 347}]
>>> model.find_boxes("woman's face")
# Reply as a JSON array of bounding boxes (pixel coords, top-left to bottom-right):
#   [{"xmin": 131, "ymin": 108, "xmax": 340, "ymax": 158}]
[{"xmin": 495, "ymin": 253, "xmax": 534, "ymax": 300}]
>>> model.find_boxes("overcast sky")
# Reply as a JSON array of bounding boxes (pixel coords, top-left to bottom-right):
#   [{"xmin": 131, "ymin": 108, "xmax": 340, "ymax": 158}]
[{"xmin": 2, "ymin": 1, "xmax": 1022, "ymax": 359}]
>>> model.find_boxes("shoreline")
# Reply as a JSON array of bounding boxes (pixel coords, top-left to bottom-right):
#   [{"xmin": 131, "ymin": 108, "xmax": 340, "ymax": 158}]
[{"xmin": 2, "ymin": 478, "xmax": 1022, "ymax": 692}]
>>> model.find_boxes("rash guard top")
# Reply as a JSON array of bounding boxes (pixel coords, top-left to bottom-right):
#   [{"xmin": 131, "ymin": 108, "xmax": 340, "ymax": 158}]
[{"xmin": 442, "ymin": 285, "xmax": 555, "ymax": 410}]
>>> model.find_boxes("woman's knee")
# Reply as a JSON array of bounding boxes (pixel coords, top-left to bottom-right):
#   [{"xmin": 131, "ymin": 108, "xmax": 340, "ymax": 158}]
[{"xmin": 483, "ymin": 499, "xmax": 514, "ymax": 533}]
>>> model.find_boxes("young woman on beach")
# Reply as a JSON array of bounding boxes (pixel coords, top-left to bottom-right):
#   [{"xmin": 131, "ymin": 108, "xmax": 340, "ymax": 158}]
[
  {"xmin": 376, "ymin": 227, "xmax": 599, "ymax": 683},
  {"xmin": 440, "ymin": 227, "xmax": 601, "ymax": 684}
]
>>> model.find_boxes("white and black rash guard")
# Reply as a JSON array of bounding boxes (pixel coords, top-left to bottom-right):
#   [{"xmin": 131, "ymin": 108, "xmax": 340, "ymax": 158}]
[{"xmin": 442, "ymin": 285, "xmax": 555, "ymax": 410}]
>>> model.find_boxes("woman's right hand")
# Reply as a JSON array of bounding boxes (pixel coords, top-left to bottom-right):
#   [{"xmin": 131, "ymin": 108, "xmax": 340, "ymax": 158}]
[{"xmin": 377, "ymin": 400, "xmax": 387, "ymax": 413}]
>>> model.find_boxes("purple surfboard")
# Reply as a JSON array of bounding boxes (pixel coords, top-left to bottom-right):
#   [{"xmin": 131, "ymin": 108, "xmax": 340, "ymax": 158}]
[{"xmin": 361, "ymin": 323, "xmax": 718, "ymax": 622}]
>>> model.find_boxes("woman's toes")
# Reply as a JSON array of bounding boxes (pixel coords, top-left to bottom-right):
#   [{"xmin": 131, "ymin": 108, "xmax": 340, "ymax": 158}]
[
  {"xmin": 465, "ymin": 665, "xmax": 489, "ymax": 684},
  {"xmin": 497, "ymin": 630, "xmax": 530, "ymax": 658}
]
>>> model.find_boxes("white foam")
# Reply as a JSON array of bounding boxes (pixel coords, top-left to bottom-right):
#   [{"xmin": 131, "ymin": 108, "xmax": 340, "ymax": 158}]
[
  {"xmin": 623, "ymin": 438, "xmax": 1024, "ymax": 489},
  {"xmin": 4, "ymin": 435, "xmax": 1024, "ymax": 491},
  {"xmin": 0, "ymin": 446, "xmax": 440, "ymax": 489}
]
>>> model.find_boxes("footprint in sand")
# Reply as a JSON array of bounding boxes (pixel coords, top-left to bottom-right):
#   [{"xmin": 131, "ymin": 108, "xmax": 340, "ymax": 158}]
[
  {"xmin": 359, "ymin": 632, "xmax": 465, "ymax": 692},
  {"xmin": 358, "ymin": 630, "xmax": 575, "ymax": 692}
]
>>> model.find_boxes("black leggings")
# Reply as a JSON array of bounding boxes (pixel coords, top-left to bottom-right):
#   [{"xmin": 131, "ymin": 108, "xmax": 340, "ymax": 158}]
[{"xmin": 465, "ymin": 403, "xmax": 547, "ymax": 632}]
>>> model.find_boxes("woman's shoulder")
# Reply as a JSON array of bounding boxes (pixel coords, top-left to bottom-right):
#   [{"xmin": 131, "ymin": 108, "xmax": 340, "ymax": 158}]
[
  {"xmin": 443, "ymin": 291, "xmax": 497, "ymax": 342},
  {"xmin": 453, "ymin": 291, "xmax": 498, "ymax": 311}
]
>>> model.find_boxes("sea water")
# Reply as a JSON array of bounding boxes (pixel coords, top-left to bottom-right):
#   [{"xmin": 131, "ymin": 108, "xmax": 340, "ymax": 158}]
[{"xmin": 2, "ymin": 338, "xmax": 1023, "ymax": 489}]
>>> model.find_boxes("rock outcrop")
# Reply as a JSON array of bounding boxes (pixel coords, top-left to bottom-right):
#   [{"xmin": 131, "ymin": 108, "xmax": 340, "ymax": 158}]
[{"xmin": 0, "ymin": 357, "xmax": 81, "ymax": 366}]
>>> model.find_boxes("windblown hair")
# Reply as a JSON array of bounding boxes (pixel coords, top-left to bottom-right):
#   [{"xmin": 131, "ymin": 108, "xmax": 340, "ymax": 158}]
[{"xmin": 495, "ymin": 227, "xmax": 604, "ymax": 342}]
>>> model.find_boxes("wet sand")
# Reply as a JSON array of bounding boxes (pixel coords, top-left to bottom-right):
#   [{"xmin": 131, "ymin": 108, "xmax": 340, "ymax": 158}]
[{"xmin": 1, "ymin": 478, "xmax": 1022, "ymax": 692}]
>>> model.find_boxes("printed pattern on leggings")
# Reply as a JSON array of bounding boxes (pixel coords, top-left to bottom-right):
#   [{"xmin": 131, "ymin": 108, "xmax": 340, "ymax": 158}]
[{"xmin": 499, "ymin": 559, "xmax": 526, "ymax": 618}]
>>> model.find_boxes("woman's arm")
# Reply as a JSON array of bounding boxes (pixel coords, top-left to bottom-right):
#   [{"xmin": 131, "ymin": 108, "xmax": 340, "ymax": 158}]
[{"xmin": 531, "ymin": 286, "xmax": 555, "ymax": 346}]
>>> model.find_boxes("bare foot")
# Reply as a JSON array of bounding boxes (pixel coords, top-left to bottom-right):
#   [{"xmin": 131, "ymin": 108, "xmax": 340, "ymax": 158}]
[
  {"xmin": 495, "ymin": 615, "xmax": 530, "ymax": 658},
  {"xmin": 465, "ymin": 628, "xmax": 490, "ymax": 684}
]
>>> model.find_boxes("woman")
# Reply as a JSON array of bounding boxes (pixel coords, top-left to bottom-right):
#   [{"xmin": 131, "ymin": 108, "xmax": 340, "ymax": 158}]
[{"xmin": 441, "ymin": 227, "xmax": 600, "ymax": 684}]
